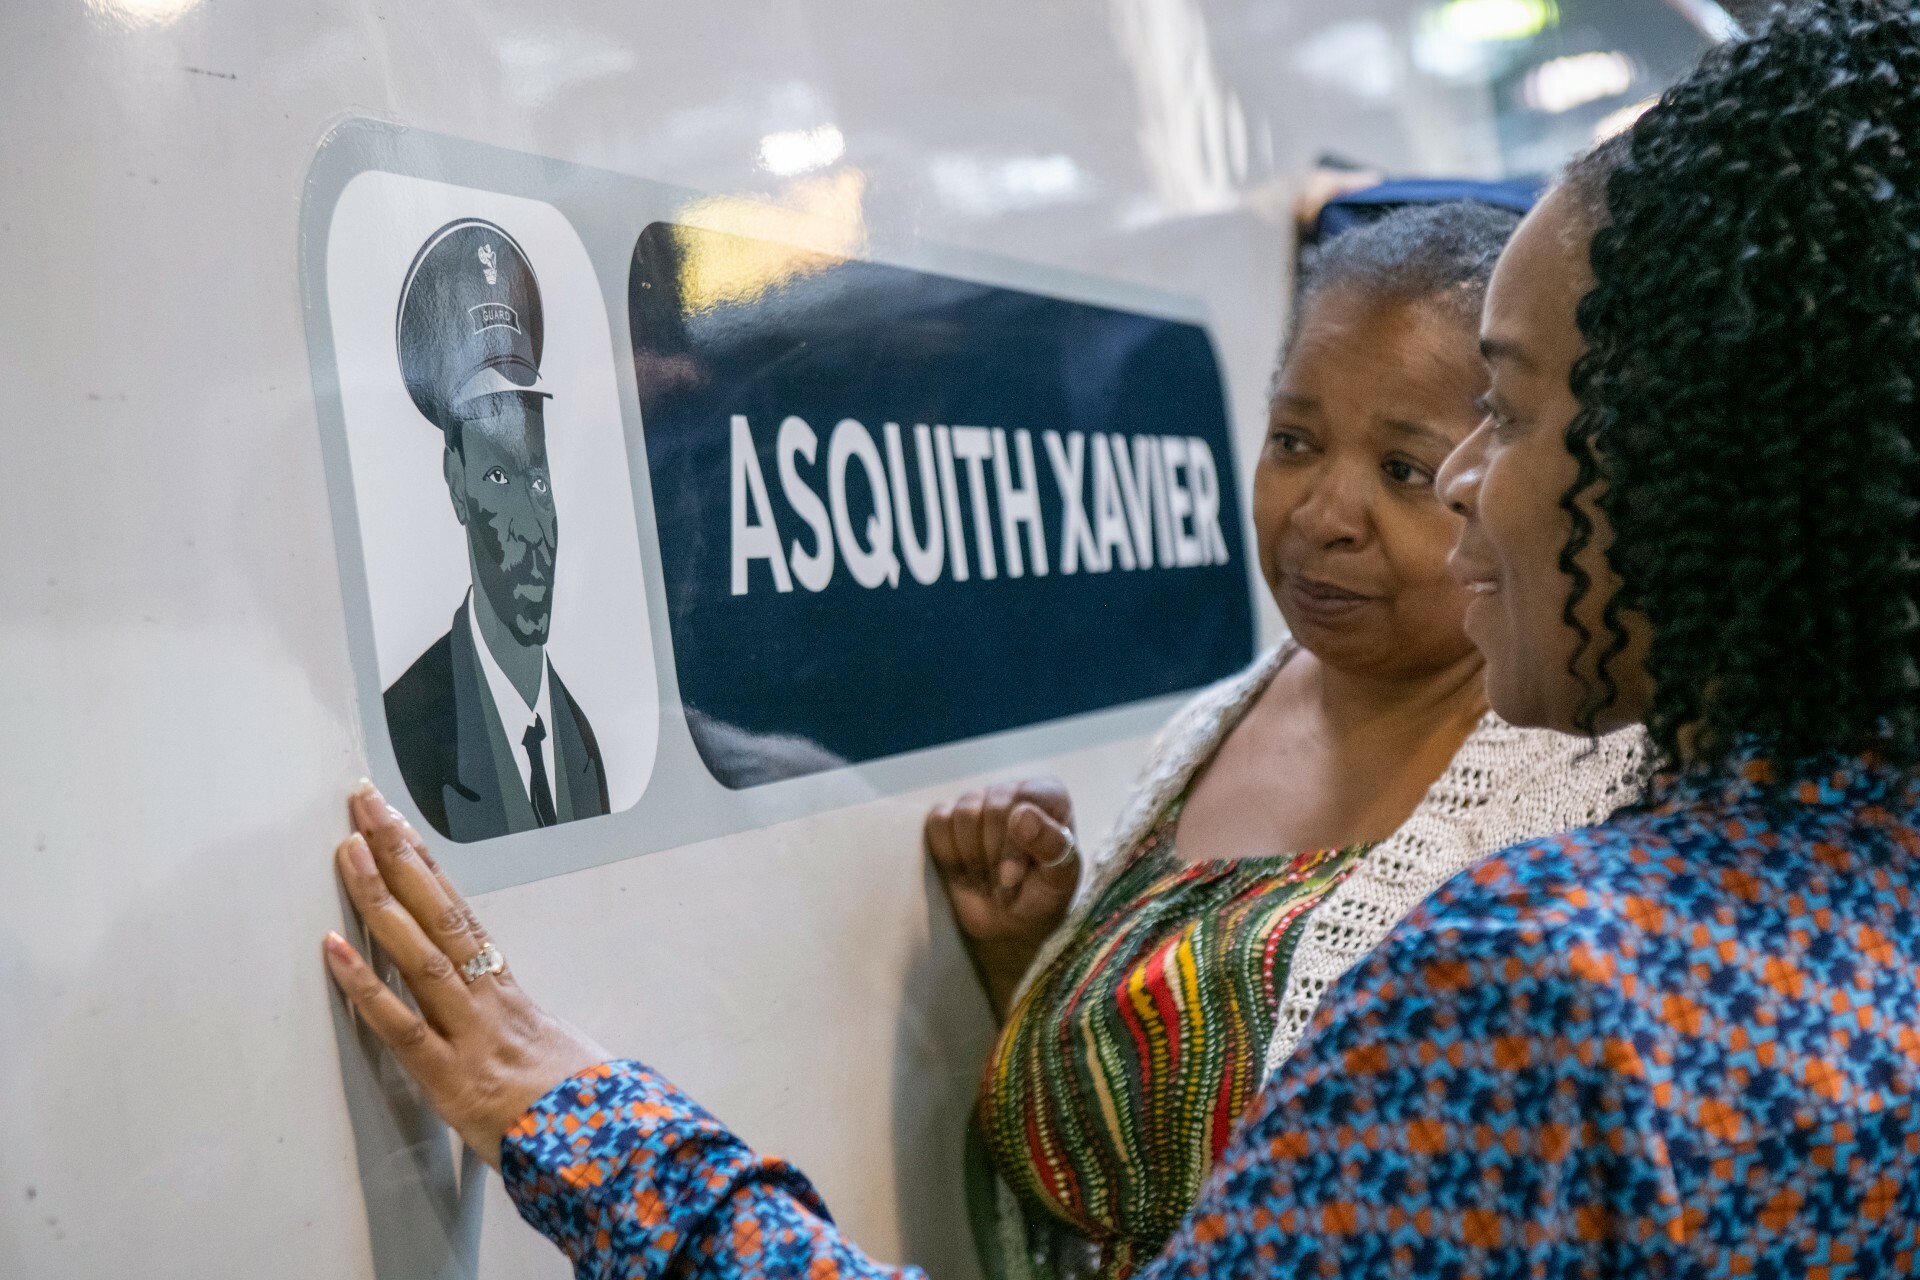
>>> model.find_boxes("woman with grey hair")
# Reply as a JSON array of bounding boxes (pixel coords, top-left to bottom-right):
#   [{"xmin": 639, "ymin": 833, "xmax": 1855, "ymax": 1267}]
[{"xmin": 924, "ymin": 199, "xmax": 1647, "ymax": 1279}]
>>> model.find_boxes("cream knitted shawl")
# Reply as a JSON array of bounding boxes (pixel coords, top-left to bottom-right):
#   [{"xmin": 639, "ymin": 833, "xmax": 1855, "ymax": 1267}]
[{"xmin": 1009, "ymin": 642, "xmax": 1652, "ymax": 1079}]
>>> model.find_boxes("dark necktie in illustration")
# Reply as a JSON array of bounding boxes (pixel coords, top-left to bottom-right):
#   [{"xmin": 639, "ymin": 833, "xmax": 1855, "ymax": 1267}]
[{"xmin": 382, "ymin": 218, "xmax": 609, "ymax": 841}]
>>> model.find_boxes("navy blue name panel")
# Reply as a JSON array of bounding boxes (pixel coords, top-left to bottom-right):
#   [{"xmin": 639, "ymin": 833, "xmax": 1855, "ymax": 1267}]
[{"xmin": 630, "ymin": 222, "xmax": 1256, "ymax": 788}]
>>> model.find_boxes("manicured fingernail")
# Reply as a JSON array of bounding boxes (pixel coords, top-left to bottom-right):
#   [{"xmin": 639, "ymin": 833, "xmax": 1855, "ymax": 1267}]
[
  {"xmin": 323, "ymin": 931, "xmax": 353, "ymax": 962},
  {"xmin": 350, "ymin": 781, "xmax": 386, "ymax": 823},
  {"xmin": 1011, "ymin": 808, "xmax": 1042, "ymax": 844},
  {"xmin": 342, "ymin": 832, "xmax": 375, "ymax": 874}
]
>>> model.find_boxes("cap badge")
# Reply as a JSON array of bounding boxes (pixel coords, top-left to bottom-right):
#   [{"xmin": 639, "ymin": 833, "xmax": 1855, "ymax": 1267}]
[
  {"xmin": 478, "ymin": 242, "xmax": 498, "ymax": 286},
  {"xmin": 468, "ymin": 301, "xmax": 521, "ymax": 335}
]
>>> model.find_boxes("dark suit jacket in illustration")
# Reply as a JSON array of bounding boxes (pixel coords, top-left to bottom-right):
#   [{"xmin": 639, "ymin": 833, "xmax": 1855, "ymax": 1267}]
[{"xmin": 383, "ymin": 601, "xmax": 609, "ymax": 842}]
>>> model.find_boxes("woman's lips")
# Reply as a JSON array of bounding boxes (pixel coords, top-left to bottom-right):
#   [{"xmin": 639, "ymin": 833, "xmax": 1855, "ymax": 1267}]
[
  {"xmin": 1284, "ymin": 574, "xmax": 1375, "ymax": 625},
  {"xmin": 1455, "ymin": 567, "xmax": 1500, "ymax": 632},
  {"xmin": 1447, "ymin": 545, "xmax": 1499, "ymax": 596}
]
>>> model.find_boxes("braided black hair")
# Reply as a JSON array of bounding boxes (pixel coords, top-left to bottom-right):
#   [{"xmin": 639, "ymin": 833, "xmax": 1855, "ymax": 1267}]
[
  {"xmin": 1565, "ymin": 0, "xmax": 1920, "ymax": 774},
  {"xmin": 1286, "ymin": 200, "xmax": 1521, "ymax": 359}
]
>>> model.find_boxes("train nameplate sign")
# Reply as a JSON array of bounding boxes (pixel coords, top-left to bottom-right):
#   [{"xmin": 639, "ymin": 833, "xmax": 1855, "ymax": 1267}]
[{"xmin": 301, "ymin": 120, "xmax": 1256, "ymax": 892}]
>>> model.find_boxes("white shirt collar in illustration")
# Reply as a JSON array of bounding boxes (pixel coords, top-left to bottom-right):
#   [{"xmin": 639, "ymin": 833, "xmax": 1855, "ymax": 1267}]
[{"xmin": 467, "ymin": 592, "xmax": 556, "ymax": 808}]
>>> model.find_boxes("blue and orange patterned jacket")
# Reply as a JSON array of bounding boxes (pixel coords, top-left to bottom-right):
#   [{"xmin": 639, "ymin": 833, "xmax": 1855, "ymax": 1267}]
[{"xmin": 502, "ymin": 755, "xmax": 1920, "ymax": 1278}]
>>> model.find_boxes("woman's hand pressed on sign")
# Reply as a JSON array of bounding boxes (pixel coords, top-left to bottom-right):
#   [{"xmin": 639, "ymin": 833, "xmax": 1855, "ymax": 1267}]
[
  {"xmin": 925, "ymin": 777, "xmax": 1078, "ymax": 1018},
  {"xmin": 322, "ymin": 782, "xmax": 607, "ymax": 1167}
]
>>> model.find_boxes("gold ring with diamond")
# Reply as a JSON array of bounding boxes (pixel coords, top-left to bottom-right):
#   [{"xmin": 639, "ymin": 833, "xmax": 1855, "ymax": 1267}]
[{"xmin": 460, "ymin": 942, "xmax": 506, "ymax": 983}]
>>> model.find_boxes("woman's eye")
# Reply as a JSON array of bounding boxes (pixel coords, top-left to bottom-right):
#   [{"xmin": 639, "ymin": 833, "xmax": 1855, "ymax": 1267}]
[
  {"xmin": 1477, "ymin": 396, "xmax": 1521, "ymax": 437},
  {"xmin": 531, "ymin": 476, "xmax": 549, "ymax": 495},
  {"xmin": 1383, "ymin": 459, "xmax": 1432, "ymax": 487},
  {"xmin": 1269, "ymin": 429, "xmax": 1309, "ymax": 454},
  {"xmin": 482, "ymin": 466, "xmax": 508, "ymax": 485}
]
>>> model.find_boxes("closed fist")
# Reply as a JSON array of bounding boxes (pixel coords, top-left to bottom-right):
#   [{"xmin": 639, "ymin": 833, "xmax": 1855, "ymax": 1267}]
[{"xmin": 925, "ymin": 778, "xmax": 1078, "ymax": 1015}]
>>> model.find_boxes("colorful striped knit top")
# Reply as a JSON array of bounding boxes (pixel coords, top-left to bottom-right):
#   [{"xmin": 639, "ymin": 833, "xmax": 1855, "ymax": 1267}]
[{"xmin": 977, "ymin": 796, "xmax": 1372, "ymax": 1278}]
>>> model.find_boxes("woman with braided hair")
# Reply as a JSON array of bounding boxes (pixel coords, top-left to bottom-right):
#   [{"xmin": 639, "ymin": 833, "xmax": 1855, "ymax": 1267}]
[{"xmin": 317, "ymin": 3, "xmax": 1920, "ymax": 1274}]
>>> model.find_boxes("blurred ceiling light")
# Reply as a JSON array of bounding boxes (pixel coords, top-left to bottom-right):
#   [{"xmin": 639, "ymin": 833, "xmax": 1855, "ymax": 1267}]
[
  {"xmin": 87, "ymin": 0, "xmax": 204, "ymax": 25},
  {"xmin": 1431, "ymin": 0, "xmax": 1558, "ymax": 43},
  {"xmin": 1593, "ymin": 95, "xmax": 1660, "ymax": 142},
  {"xmin": 757, "ymin": 126, "xmax": 846, "ymax": 177},
  {"xmin": 929, "ymin": 154, "xmax": 1090, "ymax": 217},
  {"xmin": 1292, "ymin": 20, "xmax": 1398, "ymax": 104},
  {"xmin": 1415, "ymin": 0, "xmax": 1558, "ymax": 80},
  {"xmin": 1523, "ymin": 51, "xmax": 1635, "ymax": 114}
]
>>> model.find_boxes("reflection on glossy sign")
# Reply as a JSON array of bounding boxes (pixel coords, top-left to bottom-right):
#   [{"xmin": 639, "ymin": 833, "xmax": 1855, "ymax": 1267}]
[{"xmin": 631, "ymin": 222, "xmax": 1255, "ymax": 788}]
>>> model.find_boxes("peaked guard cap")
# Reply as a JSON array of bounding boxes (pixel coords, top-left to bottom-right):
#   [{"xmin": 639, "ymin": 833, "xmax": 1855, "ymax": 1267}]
[{"xmin": 396, "ymin": 218, "xmax": 550, "ymax": 433}]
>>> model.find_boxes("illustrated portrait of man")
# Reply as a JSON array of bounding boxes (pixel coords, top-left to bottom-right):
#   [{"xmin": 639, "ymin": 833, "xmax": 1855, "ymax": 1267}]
[{"xmin": 383, "ymin": 218, "xmax": 609, "ymax": 841}]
